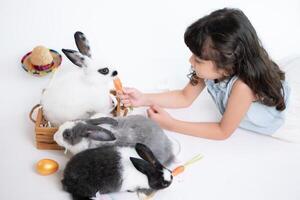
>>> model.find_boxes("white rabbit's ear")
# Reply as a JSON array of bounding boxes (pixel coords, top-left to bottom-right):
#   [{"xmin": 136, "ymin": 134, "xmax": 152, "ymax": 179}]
[
  {"xmin": 62, "ymin": 49, "xmax": 87, "ymax": 68},
  {"xmin": 74, "ymin": 31, "xmax": 92, "ymax": 58}
]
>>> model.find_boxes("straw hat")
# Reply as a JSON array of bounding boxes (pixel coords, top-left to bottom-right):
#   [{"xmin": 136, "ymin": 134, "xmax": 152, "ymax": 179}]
[{"xmin": 21, "ymin": 45, "xmax": 62, "ymax": 76}]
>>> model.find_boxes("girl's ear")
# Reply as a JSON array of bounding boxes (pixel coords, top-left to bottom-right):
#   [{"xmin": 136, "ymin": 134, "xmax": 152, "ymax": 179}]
[
  {"xmin": 62, "ymin": 49, "xmax": 87, "ymax": 68},
  {"xmin": 218, "ymin": 67, "xmax": 231, "ymax": 77},
  {"xmin": 223, "ymin": 71, "xmax": 230, "ymax": 77},
  {"xmin": 74, "ymin": 31, "xmax": 92, "ymax": 58}
]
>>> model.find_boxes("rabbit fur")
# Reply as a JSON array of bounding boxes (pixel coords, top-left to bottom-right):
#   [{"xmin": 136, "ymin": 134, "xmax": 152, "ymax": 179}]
[
  {"xmin": 54, "ymin": 114, "xmax": 175, "ymax": 166},
  {"xmin": 41, "ymin": 31, "xmax": 117, "ymax": 126},
  {"xmin": 62, "ymin": 143, "xmax": 173, "ymax": 200}
]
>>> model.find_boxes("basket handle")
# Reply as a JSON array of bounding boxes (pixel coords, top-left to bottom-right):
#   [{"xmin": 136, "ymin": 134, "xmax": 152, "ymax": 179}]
[{"xmin": 29, "ymin": 104, "xmax": 42, "ymax": 123}]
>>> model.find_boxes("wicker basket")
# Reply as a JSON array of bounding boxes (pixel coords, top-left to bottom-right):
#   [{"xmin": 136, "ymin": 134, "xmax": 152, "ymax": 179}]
[
  {"xmin": 29, "ymin": 105, "xmax": 61, "ymax": 150},
  {"xmin": 29, "ymin": 90, "xmax": 128, "ymax": 150}
]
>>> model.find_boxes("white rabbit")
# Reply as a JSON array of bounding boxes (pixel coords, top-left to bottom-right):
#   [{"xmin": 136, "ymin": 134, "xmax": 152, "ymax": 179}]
[{"xmin": 41, "ymin": 32, "xmax": 117, "ymax": 126}]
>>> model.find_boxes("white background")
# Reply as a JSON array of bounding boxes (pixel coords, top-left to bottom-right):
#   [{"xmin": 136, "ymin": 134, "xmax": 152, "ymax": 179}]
[{"xmin": 0, "ymin": 0, "xmax": 300, "ymax": 200}]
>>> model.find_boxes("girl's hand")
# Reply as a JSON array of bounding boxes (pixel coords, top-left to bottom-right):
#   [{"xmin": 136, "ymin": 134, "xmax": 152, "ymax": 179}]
[
  {"xmin": 147, "ymin": 105, "xmax": 174, "ymax": 130},
  {"xmin": 117, "ymin": 87, "xmax": 147, "ymax": 107}
]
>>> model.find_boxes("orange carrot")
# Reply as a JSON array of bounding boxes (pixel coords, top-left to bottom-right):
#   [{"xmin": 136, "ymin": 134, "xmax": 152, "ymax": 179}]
[
  {"xmin": 172, "ymin": 166, "xmax": 185, "ymax": 176},
  {"xmin": 113, "ymin": 77, "xmax": 123, "ymax": 92},
  {"xmin": 113, "ymin": 76, "xmax": 133, "ymax": 111},
  {"xmin": 172, "ymin": 154, "xmax": 203, "ymax": 177}
]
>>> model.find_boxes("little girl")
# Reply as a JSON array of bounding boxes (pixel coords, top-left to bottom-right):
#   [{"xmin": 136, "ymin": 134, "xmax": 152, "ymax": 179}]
[{"xmin": 117, "ymin": 8, "xmax": 290, "ymax": 140}]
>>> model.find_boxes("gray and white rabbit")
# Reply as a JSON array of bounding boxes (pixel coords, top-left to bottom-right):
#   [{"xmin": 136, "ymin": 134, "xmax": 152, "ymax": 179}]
[
  {"xmin": 54, "ymin": 115, "xmax": 175, "ymax": 166},
  {"xmin": 62, "ymin": 143, "xmax": 173, "ymax": 200},
  {"xmin": 41, "ymin": 31, "xmax": 117, "ymax": 126}
]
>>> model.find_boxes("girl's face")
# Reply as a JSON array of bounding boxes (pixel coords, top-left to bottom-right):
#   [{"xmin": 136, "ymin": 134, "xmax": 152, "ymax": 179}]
[{"xmin": 189, "ymin": 54, "xmax": 227, "ymax": 80}]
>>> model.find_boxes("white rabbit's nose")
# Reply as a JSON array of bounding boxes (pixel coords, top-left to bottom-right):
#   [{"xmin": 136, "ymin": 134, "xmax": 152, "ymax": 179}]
[{"xmin": 112, "ymin": 70, "xmax": 118, "ymax": 77}]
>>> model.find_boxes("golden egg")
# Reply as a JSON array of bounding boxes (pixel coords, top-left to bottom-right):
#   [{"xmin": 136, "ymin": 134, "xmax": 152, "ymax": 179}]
[{"xmin": 36, "ymin": 159, "xmax": 59, "ymax": 175}]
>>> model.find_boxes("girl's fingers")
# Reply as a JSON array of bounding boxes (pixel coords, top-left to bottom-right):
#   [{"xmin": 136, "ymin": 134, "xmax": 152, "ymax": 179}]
[
  {"xmin": 150, "ymin": 105, "xmax": 160, "ymax": 113},
  {"xmin": 122, "ymin": 100, "xmax": 130, "ymax": 104},
  {"xmin": 123, "ymin": 87, "xmax": 136, "ymax": 94},
  {"xmin": 117, "ymin": 91, "xmax": 123, "ymax": 96},
  {"xmin": 124, "ymin": 103, "xmax": 132, "ymax": 107},
  {"xmin": 146, "ymin": 108, "xmax": 152, "ymax": 118},
  {"xmin": 118, "ymin": 94, "xmax": 128, "ymax": 100},
  {"xmin": 147, "ymin": 107, "xmax": 157, "ymax": 117}
]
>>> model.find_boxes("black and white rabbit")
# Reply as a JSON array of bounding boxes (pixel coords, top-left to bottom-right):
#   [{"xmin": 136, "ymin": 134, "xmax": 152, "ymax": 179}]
[
  {"xmin": 54, "ymin": 115, "xmax": 175, "ymax": 166},
  {"xmin": 41, "ymin": 31, "xmax": 117, "ymax": 126},
  {"xmin": 62, "ymin": 143, "xmax": 173, "ymax": 200}
]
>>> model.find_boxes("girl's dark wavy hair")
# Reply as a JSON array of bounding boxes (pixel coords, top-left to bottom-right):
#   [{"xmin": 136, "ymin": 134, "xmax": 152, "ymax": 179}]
[{"xmin": 184, "ymin": 8, "xmax": 286, "ymax": 111}]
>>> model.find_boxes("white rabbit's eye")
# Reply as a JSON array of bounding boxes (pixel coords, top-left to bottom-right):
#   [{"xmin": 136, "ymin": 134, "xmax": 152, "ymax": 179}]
[{"xmin": 98, "ymin": 68, "xmax": 109, "ymax": 75}]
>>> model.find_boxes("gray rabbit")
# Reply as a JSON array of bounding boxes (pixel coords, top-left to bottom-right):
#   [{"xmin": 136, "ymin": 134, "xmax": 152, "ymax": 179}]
[{"xmin": 54, "ymin": 115, "xmax": 175, "ymax": 165}]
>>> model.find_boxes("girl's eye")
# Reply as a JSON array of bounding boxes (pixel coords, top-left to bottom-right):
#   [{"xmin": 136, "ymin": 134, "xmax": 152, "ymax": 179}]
[{"xmin": 98, "ymin": 68, "xmax": 109, "ymax": 75}]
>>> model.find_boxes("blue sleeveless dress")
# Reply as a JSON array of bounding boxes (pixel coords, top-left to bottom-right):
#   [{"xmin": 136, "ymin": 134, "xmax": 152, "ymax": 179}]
[{"xmin": 204, "ymin": 76, "xmax": 291, "ymax": 135}]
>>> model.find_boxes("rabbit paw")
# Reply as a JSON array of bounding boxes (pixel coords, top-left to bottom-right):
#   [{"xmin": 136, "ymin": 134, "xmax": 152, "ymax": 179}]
[{"xmin": 137, "ymin": 189, "xmax": 156, "ymax": 200}]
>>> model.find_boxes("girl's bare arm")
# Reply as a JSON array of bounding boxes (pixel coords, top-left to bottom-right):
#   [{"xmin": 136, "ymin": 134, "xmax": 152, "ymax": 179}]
[
  {"xmin": 144, "ymin": 79, "xmax": 206, "ymax": 108},
  {"xmin": 167, "ymin": 79, "xmax": 256, "ymax": 139}
]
